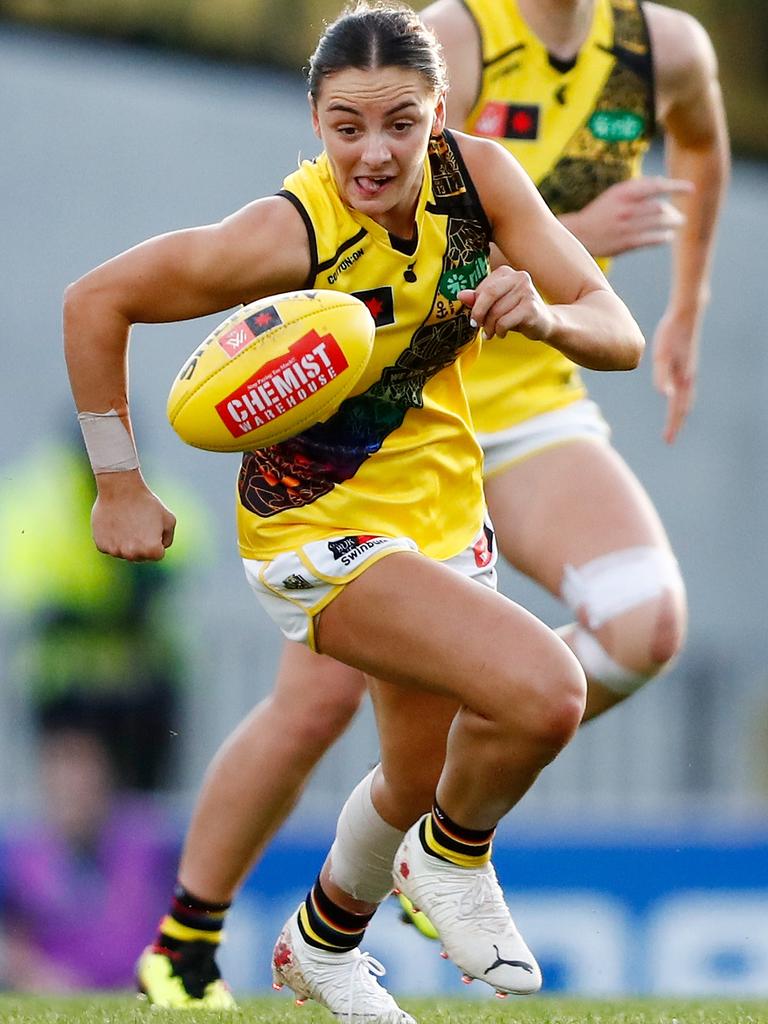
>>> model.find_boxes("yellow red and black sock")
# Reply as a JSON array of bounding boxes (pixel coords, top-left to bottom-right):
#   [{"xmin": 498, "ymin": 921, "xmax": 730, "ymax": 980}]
[
  {"xmin": 419, "ymin": 800, "xmax": 495, "ymax": 869},
  {"xmin": 154, "ymin": 882, "xmax": 230, "ymax": 954},
  {"xmin": 297, "ymin": 877, "xmax": 375, "ymax": 952}
]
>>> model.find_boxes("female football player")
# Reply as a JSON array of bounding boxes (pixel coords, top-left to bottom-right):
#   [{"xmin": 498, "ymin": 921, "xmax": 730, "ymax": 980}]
[{"xmin": 64, "ymin": 3, "xmax": 643, "ymax": 1018}]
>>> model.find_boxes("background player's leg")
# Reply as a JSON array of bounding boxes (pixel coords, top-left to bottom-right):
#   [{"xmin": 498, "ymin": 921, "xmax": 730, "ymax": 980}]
[
  {"xmin": 484, "ymin": 439, "xmax": 687, "ymax": 720},
  {"xmin": 179, "ymin": 642, "xmax": 366, "ymax": 899},
  {"xmin": 139, "ymin": 642, "xmax": 366, "ymax": 1008}
]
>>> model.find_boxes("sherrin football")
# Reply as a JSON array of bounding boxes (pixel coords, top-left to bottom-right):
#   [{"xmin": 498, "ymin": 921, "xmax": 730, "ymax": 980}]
[{"xmin": 167, "ymin": 290, "xmax": 375, "ymax": 452}]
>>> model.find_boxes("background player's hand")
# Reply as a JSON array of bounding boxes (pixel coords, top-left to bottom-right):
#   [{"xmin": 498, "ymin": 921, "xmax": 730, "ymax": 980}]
[
  {"xmin": 652, "ymin": 306, "xmax": 702, "ymax": 444},
  {"xmin": 562, "ymin": 177, "xmax": 694, "ymax": 258},
  {"xmin": 459, "ymin": 265, "xmax": 554, "ymax": 342},
  {"xmin": 91, "ymin": 471, "xmax": 176, "ymax": 560}
]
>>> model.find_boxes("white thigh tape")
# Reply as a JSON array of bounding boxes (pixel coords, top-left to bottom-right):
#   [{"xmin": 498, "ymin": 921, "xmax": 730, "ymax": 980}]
[
  {"xmin": 327, "ymin": 768, "xmax": 405, "ymax": 904},
  {"xmin": 77, "ymin": 409, "xmax": 139, "ymax": 473},
  {"xmin": 561, "ymin": 545, "xmax": 681, "ymax": 631}
]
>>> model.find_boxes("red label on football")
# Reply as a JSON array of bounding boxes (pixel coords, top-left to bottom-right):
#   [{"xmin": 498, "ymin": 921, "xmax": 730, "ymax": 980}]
[
  {"xmin": 217, "ymin": 322, "xmax": 256, "ymax": 358},
  {"xmin": 215, "ymin": 330, "xmax": 350, "ymax": 437}
]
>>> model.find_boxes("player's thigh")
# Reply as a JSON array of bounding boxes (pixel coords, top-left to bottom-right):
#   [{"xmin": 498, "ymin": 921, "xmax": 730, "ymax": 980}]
[
  {"xmin": 484, "ymin": 438, "xmax": 674, "ymax": 596},
  {"xmin": 315, "ymin": 550, "xmax": 579, "ymax": 720}
]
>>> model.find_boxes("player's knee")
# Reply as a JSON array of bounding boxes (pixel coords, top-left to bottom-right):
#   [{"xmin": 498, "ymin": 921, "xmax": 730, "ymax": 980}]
[
  {"xmin": 507, "ymin": 653, "xmax": 586, "ymax": 754},
  {"xmin": 303, "ymin": 692, "xmax": 364, "ymax": 748},
  {"xmin": 646, "ymin": 585, "xmax": 687, "ymax": 668},
  {"xmin": 561, "ymin": 544, "xmax": 685, "ymax": 695},
  {"xmin": 271, "ymin": 680, "xmax": 364, "ymax": 752},
  {"xmin": 535, "ymin": 664, "xmax": 586, "ymax": 750}
]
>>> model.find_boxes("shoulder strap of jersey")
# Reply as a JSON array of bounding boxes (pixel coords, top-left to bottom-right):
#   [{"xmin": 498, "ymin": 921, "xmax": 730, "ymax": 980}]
[
  {"xmin": 609, "ymin": 0, "xmax": 655, "ymax": 130},
  {"xmin": 427, "ymin": 130, "xmax": 492, "ymax": 240}
]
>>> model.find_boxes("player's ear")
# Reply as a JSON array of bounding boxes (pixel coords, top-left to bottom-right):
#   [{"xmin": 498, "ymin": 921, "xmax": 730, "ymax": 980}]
[
  {"xmin": 432, "ymin": 93, "xmax": 447, "ymax": 136},
  {"xmin": 309, "ymin": 94, "xmax": 321, "ymax": 139}
]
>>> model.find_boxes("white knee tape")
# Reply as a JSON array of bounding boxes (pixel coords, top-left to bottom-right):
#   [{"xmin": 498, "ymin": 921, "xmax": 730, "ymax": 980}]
[
  {"xmin": 327, "ymin": 768, "xmax": 405, "ymax": 904},
  {"xmin": 561, "ymin": 545, "xmax": 682, "ymax": 631},
  {"xmin": 567, "ymin": 625, "xmax": 651, "ymax": 695}
]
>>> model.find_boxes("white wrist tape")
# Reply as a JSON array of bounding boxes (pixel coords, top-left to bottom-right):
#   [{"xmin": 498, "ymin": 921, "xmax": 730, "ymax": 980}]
[{"xmin": 77, "ymin": 409, "xmax": 140, "ymax": 473}]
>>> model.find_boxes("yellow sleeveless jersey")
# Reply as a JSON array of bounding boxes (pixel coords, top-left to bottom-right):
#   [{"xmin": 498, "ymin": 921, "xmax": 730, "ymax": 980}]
[
  {"xmin": 236, "ymin": 131, "xmax": 492, "ymax": 562},
  {"xmin": 461, "ymin": 0, "xmax": 654, "ymax": 432}
]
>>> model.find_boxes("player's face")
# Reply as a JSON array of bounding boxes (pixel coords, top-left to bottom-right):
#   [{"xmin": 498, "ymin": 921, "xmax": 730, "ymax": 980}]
[{"xmin": 312, "ymin": 66, "xmax": 445, "ymax": 237}]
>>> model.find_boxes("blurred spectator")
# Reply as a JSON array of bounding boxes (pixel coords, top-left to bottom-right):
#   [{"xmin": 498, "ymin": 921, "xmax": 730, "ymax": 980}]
[
  {"xmin": 0, "ymin": 427, "xmax": 209, "ymax": 990},
  {"xmin": 0, "ymin": 428, "xmax": 210, "ymax": 791},
  {"xmin": 0, "ymin": 722, "xmax": 179, "ymax": 991}
]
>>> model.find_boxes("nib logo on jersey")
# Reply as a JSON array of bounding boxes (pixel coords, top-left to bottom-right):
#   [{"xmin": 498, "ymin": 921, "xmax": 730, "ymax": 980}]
[
  {"xmin": 216, "ymin": 305, "xmax": 283, "ymax": 358},
  {"xmin": 216, "ymin": 329, "xmax": 349, "ymax": 437},
  {"xmin": 327, "ymin": 535, "xmax": 389, "ymax": 567}
]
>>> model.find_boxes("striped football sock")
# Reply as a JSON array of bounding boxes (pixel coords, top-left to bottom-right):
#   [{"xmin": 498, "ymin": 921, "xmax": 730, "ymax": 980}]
[
  {"xmin": 154, "ymin": 882, "xmax": 230, "ymax": 952},
  {"xmin": 419, "ymin": 800, "xmax": 495, "ymax": 868},
  {"xmin": 297, "ymin": 877, "xmax": 375, "ymax": 952}
]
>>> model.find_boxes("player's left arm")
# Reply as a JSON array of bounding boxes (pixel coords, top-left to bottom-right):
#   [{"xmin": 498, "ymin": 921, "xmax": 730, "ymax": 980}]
[{"xmin": 647, "ymin": 3, "xmax": 731, "ymax": 443}]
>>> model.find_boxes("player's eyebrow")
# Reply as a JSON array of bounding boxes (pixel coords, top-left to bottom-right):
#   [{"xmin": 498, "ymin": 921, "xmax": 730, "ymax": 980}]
[{"xmin": 327, "ymin": 100, "xmax": 420, "ymax": 116}]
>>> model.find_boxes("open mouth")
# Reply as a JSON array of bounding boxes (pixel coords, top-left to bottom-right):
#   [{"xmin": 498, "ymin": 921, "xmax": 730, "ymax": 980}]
[{"xmin": 355, "ymin": 175, "xmax": 392, "ymax": 196}]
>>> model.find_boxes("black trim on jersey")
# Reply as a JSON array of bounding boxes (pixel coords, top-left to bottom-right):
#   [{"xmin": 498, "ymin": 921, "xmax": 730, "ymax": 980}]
[
  {"xmin": 548, "ymin": 52, "xmax": 577, "ymax": 74},
  {"xmin": 442, "ymin": 128, "xmax": 493, "ymax": 240},
  {"xmin": 276, "ymin": 189, "xmax": 318, "ymax": 288},
  {"xmin": 388, "ymin": 230, "xmax": 419, "ymax": 256},
  {"xmin": 637, "ymin": 0, "xmax": 657, "ymax": 134},
  {"xmin": 316, "ymin": 226, "xmax": 369, "ymax": 274},
  {"xmin": 458, "ymin": 0, "xmax": 489, "ymax": 112},
  {"xmin": 595, "ymin": 40, "xmax": 651, "ymax": 84},
  {"xmin": 482, "ymin": 42, "xmax": 525, "ymax": 70}
]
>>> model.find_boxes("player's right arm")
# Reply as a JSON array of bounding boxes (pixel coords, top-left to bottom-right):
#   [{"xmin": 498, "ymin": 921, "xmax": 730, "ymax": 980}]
[{"xmin": 63, "ymin": 195, "xmax": 311, "ymax": 561}]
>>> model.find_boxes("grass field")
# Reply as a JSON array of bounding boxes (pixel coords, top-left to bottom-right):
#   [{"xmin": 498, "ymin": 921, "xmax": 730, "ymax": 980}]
[{"xmin": 1, "ymin": 995, "xmax": 767, "ymax": 1024}]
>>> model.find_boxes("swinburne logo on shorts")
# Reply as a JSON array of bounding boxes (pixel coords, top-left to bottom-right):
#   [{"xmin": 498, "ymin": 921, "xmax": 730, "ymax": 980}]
[
  {"xmin": 216, "ymin": 329, "xmax": 349, "ymax": 437},
  {"xmin": 328, "ymin": 535, "xmax": 388, "ymax": 567},
  {"xmin": 216, "ymin": 305, "xmax": 283, "ymax": 359}
]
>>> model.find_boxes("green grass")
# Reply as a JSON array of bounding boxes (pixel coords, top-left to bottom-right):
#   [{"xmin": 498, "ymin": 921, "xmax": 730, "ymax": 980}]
[{"xmin": 0, "ymin": 995, "xmax": 767, "ymax": 1024}]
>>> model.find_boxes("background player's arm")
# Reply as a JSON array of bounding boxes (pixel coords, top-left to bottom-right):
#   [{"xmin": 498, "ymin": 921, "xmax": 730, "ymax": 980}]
[
  {"xmin": 646, "ymin": 3, "xmax": 730, "ymax": 443},
  {"xmin": 458, "ymin": 135, "xmax": 644, "ymax": 371},
  {"xmin": 421, "ymin": 0, "xmax": 481, "ymax": 128},
  {"xmin": 63, "ymin": 196, "xmax": 311, "ymax": 561}
]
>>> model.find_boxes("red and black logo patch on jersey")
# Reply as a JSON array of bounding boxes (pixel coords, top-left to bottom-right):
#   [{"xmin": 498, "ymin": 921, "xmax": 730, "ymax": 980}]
[
  {"xmin": 245, "ymin": 305, "xmax": 283, "ymax": 337},
  {"xmin": 474, "ymin": 101, "xmax": 540, "ymax": 141},
  {"xmin": 352, "ymin": 287, "xmax": 395, "ymax": 327},
  {"xmin": 503, "ymin": 103, "xmax": 540, "ymax": 140}
]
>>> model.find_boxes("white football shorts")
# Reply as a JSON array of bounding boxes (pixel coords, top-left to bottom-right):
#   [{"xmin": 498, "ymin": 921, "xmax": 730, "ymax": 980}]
[
  {"xmin": 479, "ymin": 398, "xmax": 611, "ymax": 478},
  {"xmin": 243, "ymin": 519, "xmax": 498, "ymax": 650}
]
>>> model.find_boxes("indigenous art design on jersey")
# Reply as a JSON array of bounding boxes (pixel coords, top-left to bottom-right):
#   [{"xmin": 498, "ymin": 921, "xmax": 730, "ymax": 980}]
[{"xmin": 238, "ymin": 133, "xmax": 490, "ymax": 521}]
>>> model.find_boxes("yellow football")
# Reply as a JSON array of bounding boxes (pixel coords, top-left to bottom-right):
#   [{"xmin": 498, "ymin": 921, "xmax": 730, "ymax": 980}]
[{"xmin": 167, "ymin": 290, "xmax": 375, "ymax": 452}]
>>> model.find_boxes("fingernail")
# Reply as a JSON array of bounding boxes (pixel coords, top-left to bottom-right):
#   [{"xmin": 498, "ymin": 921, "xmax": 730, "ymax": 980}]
[{"xmin": 470, "ymin": 318, "xmax": 477, "ymax": 328}]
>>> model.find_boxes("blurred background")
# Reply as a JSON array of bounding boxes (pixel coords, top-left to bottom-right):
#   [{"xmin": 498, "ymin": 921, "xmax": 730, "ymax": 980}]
[{"xmin": 0, "ymin": 0, "xmax": 766, "ymax": 1001}]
